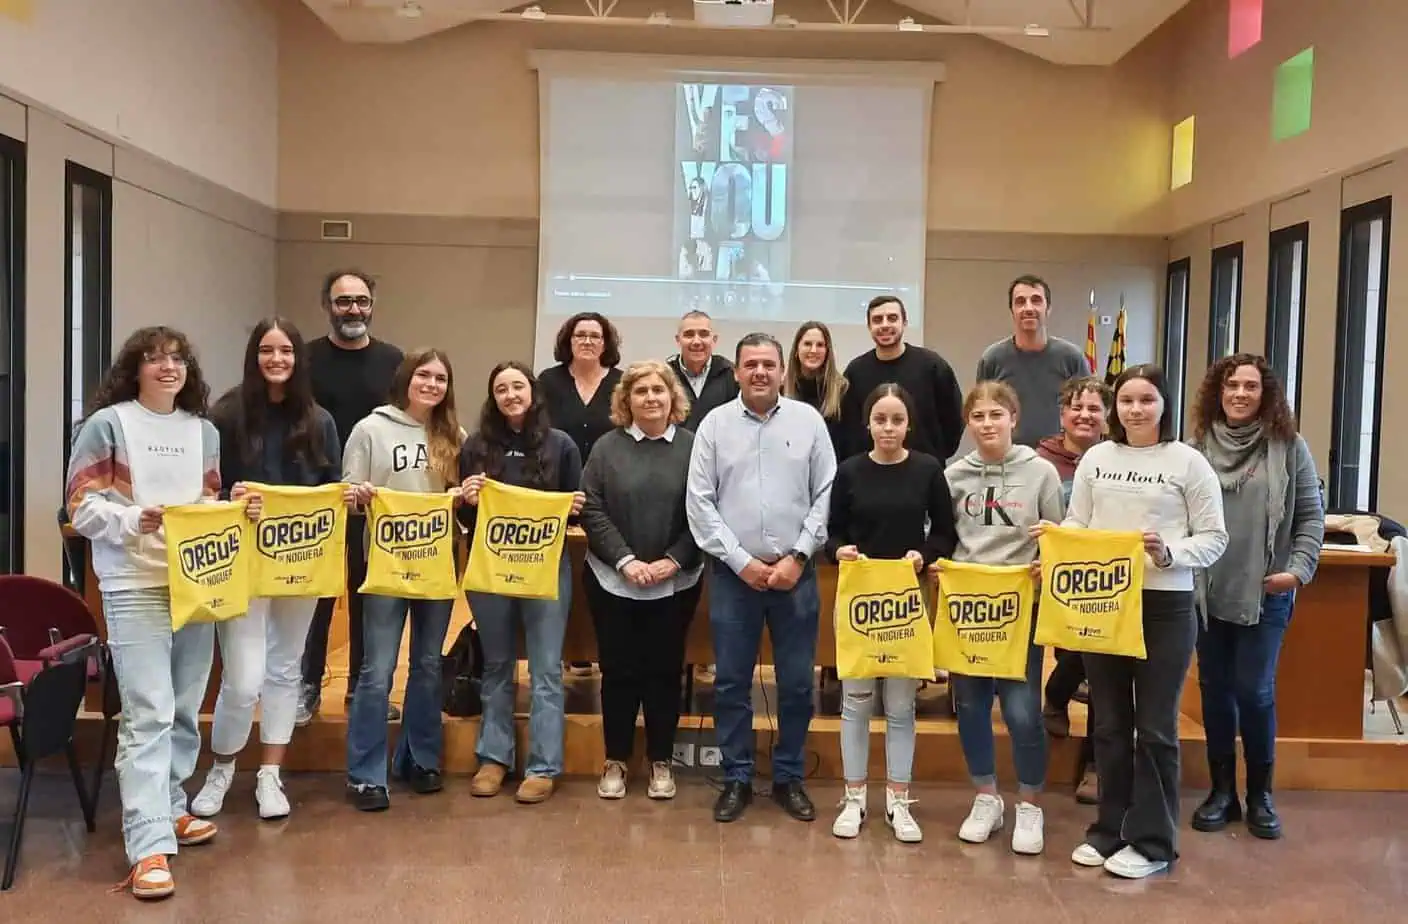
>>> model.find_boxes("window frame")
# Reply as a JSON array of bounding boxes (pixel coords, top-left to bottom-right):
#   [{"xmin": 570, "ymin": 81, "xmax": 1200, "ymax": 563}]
[
  {"xmin": 0, "ymin": 132, "xmax": 25, "ymax": 574},
  {"xmin": 1329, "ymin": 196, "xmax": 1392, "ymax": 511},
  {"xmin": 1207, "ymin": 241, "xmax": 1244, "ymax": 365},
  {"xmin": 1264, "ymin": 221, "xmax": 1309, "ymax": 417},
  {"xmin": 1162, "ymin": 257, "xmax": 1191, "ymax": 438},
  {"xmin": 63, "ymin": 162, "xmax": 113, "ymax": 465}
]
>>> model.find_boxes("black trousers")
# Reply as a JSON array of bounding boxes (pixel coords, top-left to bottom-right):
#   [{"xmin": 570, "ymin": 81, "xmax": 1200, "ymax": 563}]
[
  {"xmin": 302, "ymin": 514, "xmax": 368, "ymax": 697},
  {"xmin": 1084, "ymin": 590, "xmax": 1196, "ymax": 864},
  {"xmin": 1046, "ymin": 648, "xmax": 1096, "ymax": 768},
  {"xmin": 583, "ymin": 566, "xmax": 701, "ymax": 763}
]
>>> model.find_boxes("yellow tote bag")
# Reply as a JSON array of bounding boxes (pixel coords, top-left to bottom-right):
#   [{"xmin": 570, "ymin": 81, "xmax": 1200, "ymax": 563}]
[
  {"xmin": 245, "ymin": 482, "xmax": 348, "ymax": 599},
  {"xmin": 1037, "ymin": 526, "xmax": 1147, "ymax": 658},
  {"xmin": 462, "ymin": 479, "xmax": 574, "ymax": 600},
  {"xmin": 833, "ymin": 557, "xmax": 935, "ymax": 680},
  {"xmin": 360, "ymin": 488, "xmax": 458, "ymax": 600},
  {"xmin": 932, "ymin": 560, "xmax": 1035, "ymax": 680},
  {"xmin": 164, "ymin": 501, "xmax": 253, "ymax": 631}
]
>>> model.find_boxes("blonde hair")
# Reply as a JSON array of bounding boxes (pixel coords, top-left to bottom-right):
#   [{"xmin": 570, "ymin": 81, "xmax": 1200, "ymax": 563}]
[
  {"xmin": 390, "ymin": 348, "xmax": 462, "ymax": 485},
  {"xmin": 609, "ymin": 360, "xmax": 691, "ymax": 428},
  {"xmin": 963, "ymin": 380, "xmax": 1021, "ymax": 420},
  {"xmin": 783, "ymin": 321, "xmax": 848, "ymax": 420}
]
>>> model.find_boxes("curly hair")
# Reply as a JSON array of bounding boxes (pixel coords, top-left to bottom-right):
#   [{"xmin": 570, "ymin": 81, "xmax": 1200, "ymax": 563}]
[
  {"xmin": 609, "ymin": 360, "xmax": 691, "ymax": 428},
  {"xmin": 552, "ymin": 312, "xmax": 622, "ymax": 368},
  {"xmin": 388, "ymin": 348, "xmax": 462, "ymax": 485},
  {"xmin": 1191, "ymin": 352, "xmax": 1297, "ymax": 442},
  {"xmin": 84, "ymin": 326, "xmax": 210, "ymax": 422},
  {"xmin": 1058, "ymin": 375, "xmax": 1113, "ymax": 410}
]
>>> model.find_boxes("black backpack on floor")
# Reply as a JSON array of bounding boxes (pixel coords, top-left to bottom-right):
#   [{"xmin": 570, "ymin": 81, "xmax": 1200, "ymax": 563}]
[{"xmin": 441, "ymin": 624, "xmax": 484, "ymax": 717}]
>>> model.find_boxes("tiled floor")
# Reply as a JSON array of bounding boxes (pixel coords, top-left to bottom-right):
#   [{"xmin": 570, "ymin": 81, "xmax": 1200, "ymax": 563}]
[{"xmin": 3, "ymin": 772, "xmax": 1403, "ymax": 922}]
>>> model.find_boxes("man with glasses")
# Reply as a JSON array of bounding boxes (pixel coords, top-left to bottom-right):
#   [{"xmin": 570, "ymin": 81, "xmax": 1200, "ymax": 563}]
[{"xmin": 299, "ymin": 270, "xmax": 404, "ymax": 724}]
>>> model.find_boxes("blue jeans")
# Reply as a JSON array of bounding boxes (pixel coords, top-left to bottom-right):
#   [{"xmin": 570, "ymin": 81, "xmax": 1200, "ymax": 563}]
[
  {"xmin": 102, "ymin": 587, "xmax": 215, "ymax": 865},
  {"xmin": 346, "ymin": 594, "xmax": 453, "ymax": 788},
  {"xmin": 952, "ymin": 634, "xmax": 1047, "ymax": 793},
  {"xmin": 709, "ymin": 559, "xmax": 820, "ymax": 784},
  {"xmin": 470, "ymin": 555, "xmax": 572, "ymax": 777},
  {"xmin": 1196, "ymin": 591, "xmax": 1294, "ymax": 766},
  {"xmin": 840, "ymin": 678, "xmax": 918, "ymax": 784}
]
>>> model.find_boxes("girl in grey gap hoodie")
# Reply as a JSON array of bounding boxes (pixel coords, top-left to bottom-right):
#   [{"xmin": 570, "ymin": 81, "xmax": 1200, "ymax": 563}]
[{"xmin": 942, "ymin": 381, "xmax": 1064, "ymax": 857}]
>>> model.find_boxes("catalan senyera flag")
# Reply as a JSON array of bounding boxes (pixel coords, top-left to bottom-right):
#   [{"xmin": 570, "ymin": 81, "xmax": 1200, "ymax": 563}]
[
  {"xmin": 1084, "ymin": 309, "xmax": 1099, "ymax": 374},
  {"xmin": 1104, "ymin": 306, "xmax": 1127, "ymax": 385}
]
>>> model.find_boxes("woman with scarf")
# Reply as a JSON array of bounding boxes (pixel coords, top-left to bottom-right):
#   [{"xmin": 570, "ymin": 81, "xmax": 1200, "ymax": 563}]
[{"xmin": 1189, "ymin": 354, "xmax": 1323, "ymax": 841}]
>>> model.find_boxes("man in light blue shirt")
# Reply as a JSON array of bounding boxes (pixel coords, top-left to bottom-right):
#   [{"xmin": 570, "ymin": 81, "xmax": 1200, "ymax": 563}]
[{"xmin": 687, "ymin": 332, "xmax": 836, "ymax": 824}]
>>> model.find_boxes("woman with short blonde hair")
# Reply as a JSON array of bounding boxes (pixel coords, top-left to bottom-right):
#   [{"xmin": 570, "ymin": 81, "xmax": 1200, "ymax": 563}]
[{"xmin": 580, "ymin": 361, "xmax": 703, "ymax": 800}]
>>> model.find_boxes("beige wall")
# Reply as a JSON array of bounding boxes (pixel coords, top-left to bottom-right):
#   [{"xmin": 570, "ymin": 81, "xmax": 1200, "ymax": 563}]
[
  {"xmin": 277, "ymin": 0, "xmax": 1171, "ymax": 235},
  {"xmin": 1158, "ymin": 0, "xmax": 1408, "ymax": 514},
  {"xmin": 5, "ymin": 91, "xmax": 276, "ymax": 580}
]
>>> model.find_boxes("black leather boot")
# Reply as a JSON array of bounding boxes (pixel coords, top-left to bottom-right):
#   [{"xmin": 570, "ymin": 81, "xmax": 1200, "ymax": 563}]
[
  {"xmin": 1245, "ymin": 761, "xmax": 1283, "ymax": 840},
  {"xmin": 1191, "ymin": 755, "xmax": 1242, "ymax": 832}
]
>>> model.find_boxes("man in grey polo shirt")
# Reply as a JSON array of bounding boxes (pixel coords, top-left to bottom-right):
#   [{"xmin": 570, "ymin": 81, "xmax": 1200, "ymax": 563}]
[
  {"xmin": 687, "ymin": 332, "xmax": 836, "ymax": 824},
  {"xmin": 975, "ymin": 274, "xmax": 1089, "ymax": 446}
]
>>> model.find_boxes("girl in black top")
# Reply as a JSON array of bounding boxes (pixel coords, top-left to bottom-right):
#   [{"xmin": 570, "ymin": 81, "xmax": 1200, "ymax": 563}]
[
  {"xmin": 192, "ymin": 318, "xmax": 351, "ymax": 822},
  {"xmin": 825, "ymin": 383, "xmax": 957, "ymax": 844},
  {"xmin": 459, "ymin": 361, "xmax": 584, "ymax": 805}
]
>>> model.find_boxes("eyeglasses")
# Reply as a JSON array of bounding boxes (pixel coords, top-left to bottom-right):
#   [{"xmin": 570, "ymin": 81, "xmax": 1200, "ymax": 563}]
[
  {"xmin": 572, "ymin": 332, "xmax": 604, "ymax": 343},
  {"xmin": 332, "ymin": 295, "xmax": 373, "ymax": 310},
  {"xmin": 142, "ymin": 351, "xmax": 188, "ymax": 367}
]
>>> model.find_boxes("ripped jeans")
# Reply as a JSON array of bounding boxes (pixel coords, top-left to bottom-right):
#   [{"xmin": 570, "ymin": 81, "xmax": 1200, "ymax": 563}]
[{"xmin": 839, "ymin": 677, "xmax": 919, "ymax": 784}]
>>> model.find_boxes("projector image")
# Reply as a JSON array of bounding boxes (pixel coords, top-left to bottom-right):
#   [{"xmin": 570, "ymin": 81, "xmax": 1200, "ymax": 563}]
[{"xmin": 693, "ymin": 0, "xmax": 775, "ymax": 28}]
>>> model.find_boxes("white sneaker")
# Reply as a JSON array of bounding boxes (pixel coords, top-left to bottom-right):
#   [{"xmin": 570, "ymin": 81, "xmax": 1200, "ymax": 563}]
[
  {"xmin": 256, "ymin": 767, "xmax": 290, "ymax": 820},
  {"xmin": 886, "ymin": 790, "xmax": 923, "ymax": 844},
  {"xmin": 832, "ymin": 785, "xmax": 867, "ymax": 839},
  {"xmin": 1103, "ymin": 845, "xmax": 1169, "ymax": 879},
  {"xmin": 597, "ymin": 760, "xmax": 627, "ymax": 799},
  {"xmin": 1071, "ymin": 842, "xmax": 1107, "ymax": 867},
  {"xmin": 1011, "ymin": 802, "xmax": 1044, "ymax": 855},
  {"xmin": 647, "ymin": 761, "xmax": 676, "ymax": 800},
  {"xmin": 958, "ymin": 793, "xmax": 1005, "ymax": 844},
  {"xmin": 190, "ymin": 762, "xmax": 235, "ymax": 818}
]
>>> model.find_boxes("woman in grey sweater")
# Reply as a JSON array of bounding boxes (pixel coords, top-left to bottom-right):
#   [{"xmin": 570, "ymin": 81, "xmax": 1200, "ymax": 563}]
[
  {"xmin": 1189, "ymin": 354, "xmax": 1324, "ymax": 840},
  {"xmin": 579, "ymin": 360, "xmax": 703, "ymax": 801}
]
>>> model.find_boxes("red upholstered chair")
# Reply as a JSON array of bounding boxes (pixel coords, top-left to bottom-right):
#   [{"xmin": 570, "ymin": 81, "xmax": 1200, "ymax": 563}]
[
  {"xmin": 0, "ymin": 575, "xmax": 119, "ymax": 820},
  {"xmin": 1, "ymin": 631, "xmax": 97, "ymax": 890}
]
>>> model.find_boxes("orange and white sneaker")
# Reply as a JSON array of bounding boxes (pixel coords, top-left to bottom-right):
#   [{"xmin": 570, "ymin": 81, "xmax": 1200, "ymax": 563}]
[
  {"xmin": 113, "ymin": 855, "xmax": 175, "ymax": 900},
  {"xmin": 174, "ymin": 813, "xmax": 218, "ymax": 846}
]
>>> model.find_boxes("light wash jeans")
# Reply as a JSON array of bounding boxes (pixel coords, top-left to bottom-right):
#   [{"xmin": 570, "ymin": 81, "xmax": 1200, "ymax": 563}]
[
  {"xmin": 102, "ymin": 587, "xmax": 215, "ymax": 865},
  {"xmin": 952, "ymin": 637, "xmax": 1048, "ymax": 793},
  {"xmin": 210, "ymin": 597, "xmax": 319, "ymax": 755},
  {"xmin": 840, "ymin": 677, "xmax": 919, "ymax": 784},
  {"xmin": 346, "ymin": 594, "xmax": 453, "ymax": 788},
  {"xmin": 470, "ymin": 555, "xmax": 572, "ymax": 778}
]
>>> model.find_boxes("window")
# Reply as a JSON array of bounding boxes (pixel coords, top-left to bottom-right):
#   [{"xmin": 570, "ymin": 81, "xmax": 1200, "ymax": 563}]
[
  {"xmin": 1272, "ymin": 47, "xmax": 1315, "ymax": 141},
  {"xmin": 0, "ymin": 133, "xmax": 23, "ymax": 574},
  {"xmin": 64, "ymin": 163, "xmax": 112, "ymax": 463},
  {"xmin": 1208, "ymin": 242, "xmax": 1242, "ymax": 364},
  {"xmin": 1265, "ymin": 222, "xmax": 1308, "ymax": 415},
  {"xmin": 1162, "ymin": 258, "xmax": 1191, "ymax": 437},
  {"xmin": 1170, "ymin": 116, "xmax": 1195, "ymax": 190},
  {"xmin": 1228, "ymin": 0, "xmax": 1263, "ymax": 58},
  {"xmin": 1330, "ymin": 197, "xmax": 1391, "ymax": 511}
]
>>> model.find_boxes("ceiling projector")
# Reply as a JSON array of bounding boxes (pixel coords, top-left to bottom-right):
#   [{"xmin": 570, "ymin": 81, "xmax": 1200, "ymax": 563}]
[{"xmin": 693, "ymin": 0, "xmax": 775, "ymax": 28}]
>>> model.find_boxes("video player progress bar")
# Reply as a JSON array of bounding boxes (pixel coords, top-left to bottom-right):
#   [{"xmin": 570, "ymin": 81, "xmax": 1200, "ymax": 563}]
[{"xmin": 554, "ymin": 273, "xmax": 907, "ymax": 292}]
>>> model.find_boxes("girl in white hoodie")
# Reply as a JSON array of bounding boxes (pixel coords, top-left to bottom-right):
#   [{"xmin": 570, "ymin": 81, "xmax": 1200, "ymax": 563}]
[{"xmin": 342, "ymin": 348, "xmax": 465, "ymax": 812}]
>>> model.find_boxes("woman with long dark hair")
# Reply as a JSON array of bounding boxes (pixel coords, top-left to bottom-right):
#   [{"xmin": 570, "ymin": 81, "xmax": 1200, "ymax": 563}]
[
  {"xmin": 1050, "ymin": 364, "xmax": 1227, "ymax": 879},
  {"xmin": 190, "ymin": 318, "xmax": 349, "ymax": 821},
  {"xmin": 461, "ymin": 361, "xmax": 584, "ymax": 804},
  {"xmin": 64, "ymin": 326, "xmax": 222, "ymax": 899},
  {"xmin": 343, "ymin": 348, "xmax": 464, "ymax": 812},
  {"xmin": 1188, "ymin": 353, "xmax": 1323, "ymax": 840},
  {"xmin": 784, "ymin": 321, "xmax": 848, "ymax": 459}
]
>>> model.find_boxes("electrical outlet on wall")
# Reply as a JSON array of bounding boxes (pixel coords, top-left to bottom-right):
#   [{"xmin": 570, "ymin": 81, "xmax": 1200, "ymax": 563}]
[
  {"xmin": 672, "ymin": 743, "xmax": 696, "ymax": 767},
  {"xmin": 699, "ymin": 746, "xmax": 722, "ymax": 767}
]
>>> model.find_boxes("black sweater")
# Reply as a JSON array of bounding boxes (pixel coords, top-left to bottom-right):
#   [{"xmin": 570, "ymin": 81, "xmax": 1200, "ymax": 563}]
[
  {"xmin": 456, "ymin": 427, "xmax": 582, "ymax": 538},
  {"xmin": 308, "ymin": 336, "xmax": 403, "ymax": 452},
  {"xmin": 579, "ymin": 427, "xmax": 700, "ymax": 571},
  {"xmin": 538, "ymin": 363, "xmax": 623, "ymax": 465},
  {"xmin": 213, "ymin": 398, "xmax": 342, "ymax": 497},
  {"xmin": 840, "ymin": 345, "xmax": 964, "ymax": 463},
  {"xmin": 792, "ymin": 375, "xmax": 848, "ymax": 462},
  {"xmin": 824, "ymin": 451, "xmax": 957, "ymax": 565},
  {"xmin": 668, "ymin": 354, "xmax": 740, "ymax": 432}
]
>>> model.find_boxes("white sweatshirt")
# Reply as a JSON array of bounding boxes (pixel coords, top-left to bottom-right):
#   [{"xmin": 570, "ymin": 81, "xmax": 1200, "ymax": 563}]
[{"xmin": 1063, "ymin": 440, "xmax": 1228, "ymax": 592}]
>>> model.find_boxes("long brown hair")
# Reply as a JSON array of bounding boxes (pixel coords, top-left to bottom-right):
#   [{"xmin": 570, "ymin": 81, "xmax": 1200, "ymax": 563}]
[
  {"xmin": 389, "ymin": 348, "xmax": 461, "ymax": 484},
  {"xmin": 783, "ymin": 321, "xmax": 848, "ymax": 420},
  {"xmin": 1191, "ymin": 352, "xmax": 1297, "ymax": 442},
  {"xmin": 211, "ymin": 317, "xmax": 327, "ymax": 469},
  {"xmin": 84, "ymin": 326, "xmax": 210, "ymax": 422}
]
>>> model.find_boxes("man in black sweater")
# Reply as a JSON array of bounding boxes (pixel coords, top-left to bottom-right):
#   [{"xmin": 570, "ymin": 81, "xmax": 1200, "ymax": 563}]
[
  {"xmin": 299, "ymin": 269, "xmax": 404, "ymax": 725},
  {"xmin": 668, "ymin": 310, "xmax": 739, "ymax": 431},
  {"xmin": 840, "ymin": 296, "xmax": 964, "ymax": 463}
]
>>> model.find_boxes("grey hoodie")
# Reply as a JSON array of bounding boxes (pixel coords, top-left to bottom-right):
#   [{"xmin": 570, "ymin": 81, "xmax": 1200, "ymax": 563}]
[
  {"xmin": 946, "ymin": 445, "xmax": 1065, "ymax": 566},
  {"xmin": 342, "ymin": 404, "xmax": 458, "ymax": 494}
]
